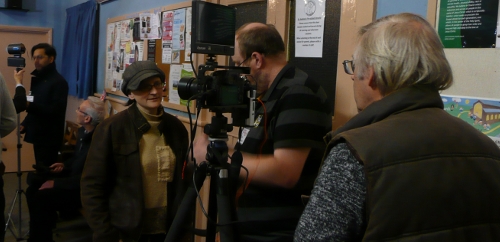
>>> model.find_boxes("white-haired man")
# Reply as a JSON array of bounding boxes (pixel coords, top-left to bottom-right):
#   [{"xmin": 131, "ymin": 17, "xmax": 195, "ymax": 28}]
[
  {"xmin": 295, "ymin": 13, "xmax": 500, "ymax": 241},
  {"xmin": 26, "ymin": 96, "xmax": 105, "ymax": 242}
]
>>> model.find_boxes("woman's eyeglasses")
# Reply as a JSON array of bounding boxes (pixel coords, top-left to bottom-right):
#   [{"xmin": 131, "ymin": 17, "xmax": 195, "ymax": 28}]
[{"xmin": 137, "ymin": 81, "xmax": 165, "ymax": 92}]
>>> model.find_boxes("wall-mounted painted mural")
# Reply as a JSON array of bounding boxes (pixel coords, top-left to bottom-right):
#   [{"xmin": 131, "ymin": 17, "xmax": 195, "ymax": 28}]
[{"xmin": 442, "ymin": 95, "xmax": 500, "ymax": 148}]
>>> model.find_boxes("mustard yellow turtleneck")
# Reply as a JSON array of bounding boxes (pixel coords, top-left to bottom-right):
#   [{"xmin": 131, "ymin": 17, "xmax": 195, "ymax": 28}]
[{"xmin": 137, "ymin": 105, "xmax": 176, "ymax": 234}]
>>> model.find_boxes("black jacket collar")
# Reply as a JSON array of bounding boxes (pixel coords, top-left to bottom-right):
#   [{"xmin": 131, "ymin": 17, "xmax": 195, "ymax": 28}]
[{"xmin": 31, "ymin": 62, "xmax": 57, "ymax": 78}]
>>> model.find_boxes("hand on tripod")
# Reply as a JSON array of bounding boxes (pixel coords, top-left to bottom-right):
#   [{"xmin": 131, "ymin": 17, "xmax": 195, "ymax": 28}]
[{"xmin": 192, "ymin": 133, "xmax": 210, "ymax": 165}]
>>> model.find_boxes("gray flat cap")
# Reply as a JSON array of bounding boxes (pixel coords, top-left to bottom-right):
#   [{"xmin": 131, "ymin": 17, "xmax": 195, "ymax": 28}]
[{"xmin": 121, "ymin": 60, "xmax": 165, "ymax": 95}]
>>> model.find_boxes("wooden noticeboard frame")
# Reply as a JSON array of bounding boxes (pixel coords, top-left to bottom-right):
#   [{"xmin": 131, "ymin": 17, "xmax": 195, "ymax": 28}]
[{"xmin": 104, "ymin": 1, "xmax": 198, "ymax": 113}]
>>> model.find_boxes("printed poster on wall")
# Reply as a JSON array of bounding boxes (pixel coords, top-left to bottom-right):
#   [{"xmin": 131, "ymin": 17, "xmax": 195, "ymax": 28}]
[
  {"xmin": 140, "ymin": 13, "xmax": 161, "ymax": 39},
  {"xmin": 121, "ymin": 19, "xmax": 133, "ymax": 42},
  {"xmin": 441, "ymin": 94, "xmax": 500, "ymax": 148},
  {"xmin": 135, "ymin": 41, "xmax": 144, "ymax": 61},
  {"xmin": 437, "ymin": 0, "xmax": 500, "ymax": 48},
  {"xmin": 162, "ymin": 11, "xmax": 174, "ymax": 43},
  {"xmin": 162, "ymin": 43, "xmax": 172, "ymax": 64},
  {"xmin": 169, "ymin": 64, "xmax": 182, "ymax": 105},
  {"xmin": 162, "ymin": 11, "xmax": 174, "ymax": 64},
  {"xmin": 147, "ymin": 40, "xmax": 156, "ymax": 61},
  {"xmin": 185, "ymin": 7, "xmax": 192, "ymax": 61},
  {"xmin": 173, "ymin": 8, "xmax": 186, "ymax": 51},
  {"xmin": 106, "ymin": 22, "xmax": 123, "ymax": 90},
  {"xmin": 295, "ymin": 0, "xmax": 326, "ymax": 57},
  {"xmin": 106, "ymin": 23, "xmax": 116, "ymax": 89}
]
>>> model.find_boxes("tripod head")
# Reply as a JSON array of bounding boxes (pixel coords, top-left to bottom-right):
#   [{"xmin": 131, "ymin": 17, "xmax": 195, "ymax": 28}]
[{"xmin": 203, "ymin": 112, "xmax": 232, "ymax": 168}]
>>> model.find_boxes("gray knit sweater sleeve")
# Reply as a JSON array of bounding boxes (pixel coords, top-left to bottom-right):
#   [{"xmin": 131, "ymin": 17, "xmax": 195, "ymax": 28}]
[{"xmin": 295, "ymin": 142, "xmax": 366, "ymax": 241}]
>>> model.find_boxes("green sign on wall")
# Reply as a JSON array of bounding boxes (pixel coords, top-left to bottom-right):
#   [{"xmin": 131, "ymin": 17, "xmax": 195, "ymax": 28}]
[{"xmin": 437, "ymin": 0, "xmax": 498, "ymax": 48}]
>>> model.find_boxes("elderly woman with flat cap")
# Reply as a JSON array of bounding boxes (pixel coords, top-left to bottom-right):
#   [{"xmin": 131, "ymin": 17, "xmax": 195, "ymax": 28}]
[{"xmin": 81, "ymin": 61, "xmax": 190, "ymax": 242}]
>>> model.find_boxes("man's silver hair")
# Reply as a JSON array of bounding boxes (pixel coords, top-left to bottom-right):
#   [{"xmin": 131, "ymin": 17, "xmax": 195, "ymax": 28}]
[
  {"xmin": 85, "ymin": 96, "xmax": 105, "ymax": 126},
  {"xmin": 353, "ymin": 13, "xmax": 453, "ymax": 95}
]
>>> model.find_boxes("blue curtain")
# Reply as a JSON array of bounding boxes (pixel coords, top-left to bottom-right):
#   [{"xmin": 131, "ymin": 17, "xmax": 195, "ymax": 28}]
[{"xmin": 61, "ymin": 1, "xmax": 98, "ymax": 99}]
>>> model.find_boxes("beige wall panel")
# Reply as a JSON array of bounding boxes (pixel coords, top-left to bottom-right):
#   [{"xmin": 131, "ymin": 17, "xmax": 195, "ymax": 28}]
[{"xmin": 333, "ymin": 0, "xmax": 376, "ymax": 130}]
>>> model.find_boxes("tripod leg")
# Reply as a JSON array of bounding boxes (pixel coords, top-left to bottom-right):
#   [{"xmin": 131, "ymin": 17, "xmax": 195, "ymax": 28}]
[
  {"xmin": 206, "ymin": 173, "xmax": 217, "ymax": 242},
  {"xmin": 5, "ymin": 191, "xmax": 19, "ymax": 233},
  {"xmin": 6, "ymin": 189, "xmax": 28, "ymax": 240},
  {"xmin": 215, "ymin": 168, "xmax": 236, "ymax": 242},
  {"xmin": 165, "ymin": 163, "xmax": 208, "ymax": 242},
  {"xmin": 17, "ymin": 189, "xmax": 22, "ymax": 237}
]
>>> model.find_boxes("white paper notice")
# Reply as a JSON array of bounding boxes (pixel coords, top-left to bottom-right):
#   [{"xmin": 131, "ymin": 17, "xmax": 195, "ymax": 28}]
[
  {"xmin": 185, "ymin": 7, "xmax": 192, "ymax": 61},
  {"xmin": 173, "ymin": 8, "xmax": 186, "ymax": 51},
  {"xmin": 162, "ymin": 43, "xmax": 172, "ymax": 64},
  {"xmin": 169, "ymin": 64, "xmax": 182, "ymax": 104},
  {"xmin": 295, "ymin": 0, "xmax": 325, "ymax": 58},
  {"xmin": 140, "ymin": 13, "xmax": 161, "ymax": 39},
  {"xmin": 136, "ymin": 41, "xmax": 144, "ymax": 61},
  {"xmin": 497, "ymin": 2, "xmax": 500, "ymax": 48}
]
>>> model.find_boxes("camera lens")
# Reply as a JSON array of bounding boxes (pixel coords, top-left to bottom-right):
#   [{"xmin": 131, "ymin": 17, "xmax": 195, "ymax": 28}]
[
  {"xmin": 7, "ymin": 43, "xmax": 26, "ymax": 55},
  {"xmin": 178, "ymin": 77, "xmax": 200, "ymax": 100}
]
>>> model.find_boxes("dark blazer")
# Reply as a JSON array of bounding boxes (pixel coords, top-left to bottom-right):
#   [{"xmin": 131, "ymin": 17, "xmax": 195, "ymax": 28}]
[
  {"xmin": 13, "ymin": 85, "xmax": 27, "ymax": 113},
  {"xmin": 81, "ymin": 103, "xmax": 190, "ymax": 242},
  {"xmin": 21, "ymin": 62, "xmax": 68, "ymax": 147}
]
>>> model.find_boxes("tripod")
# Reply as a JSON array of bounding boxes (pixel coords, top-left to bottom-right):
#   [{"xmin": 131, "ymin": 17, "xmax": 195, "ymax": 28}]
[
  {"xmin": 166, "ymin": 113, "xmax": 242, "ymax": 242},
  {"xmin": 5, "ymin": 113, "xmax": 28, "ymax": 241}
]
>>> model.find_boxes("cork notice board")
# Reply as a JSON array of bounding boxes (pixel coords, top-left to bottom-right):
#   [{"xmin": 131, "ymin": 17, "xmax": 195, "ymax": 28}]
[{"xmin": 104, "ymin": 1, "xmax": 197, "ymax": 113}]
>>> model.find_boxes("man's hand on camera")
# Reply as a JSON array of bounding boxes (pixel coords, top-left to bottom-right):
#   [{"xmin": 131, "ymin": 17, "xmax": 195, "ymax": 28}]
[
  {"xmin": 39, "ymin": 180, "xmax": 54, "ymax": 190},
  {"xmin": 14, "ymin": 69, "xmax": 24, "ymax": 85},
  {"xmin": 193, "ymin": 133, "xmax": 209, "ymax": 164},
  {"xmin": 50, "ymin": 163, "xmax": 64, "ymax": 173}
]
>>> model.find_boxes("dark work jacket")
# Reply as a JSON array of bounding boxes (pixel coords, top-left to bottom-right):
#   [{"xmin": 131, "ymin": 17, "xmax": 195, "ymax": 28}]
[
  {"xmin": 22, "ymin": 62, "xmax": 68, "ymax": 146},
  {"xmin": 53, "ymin": 127, "xmax": 94, "ymax": 190},
  {"xmin": 324, "ymin": 85, "xmax": 500, "ymax": 241},
  {"xmin": 81, "ymin": 103, "xmax": 189, "ymax": 242}
]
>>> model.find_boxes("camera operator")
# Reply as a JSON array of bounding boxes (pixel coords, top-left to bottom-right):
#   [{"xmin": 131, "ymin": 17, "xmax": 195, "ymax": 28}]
[
  {"xmin": 193, "ymin": 23, "xmax": 332, "ymax": 242},
  {"xmin": 25, "ymin": 96, "xmax": 104, "ymax": 242},
  {"xmin": 0, "ymin": 72, "xmax": 18, "ymax": 242},
  {"xmin": 15, "ymin": 43, "xmax": 68, "ymax": 168}
]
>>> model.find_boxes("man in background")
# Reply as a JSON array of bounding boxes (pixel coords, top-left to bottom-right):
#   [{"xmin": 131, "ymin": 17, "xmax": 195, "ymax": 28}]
[
  {"xmin": 194, "ymin": 23, "xmax": 332, "ymax": 241},
  {"xmin": 0, "ymin": 72, "xmax": 18, "ymax": 242},
  {"xmin": 295, "ymin": 13, "xmax": 500, "ymax": 241},
  {"xmin": 26, "ymin": 96, "xmax": 104, "ymax": 242},
  {"xmin": 12, "ymin": 69, "xmax": 27, "ymax": 113},
  {"xmin": 14, "ymin": 43, "xmax": 68, "ymax": 167}
]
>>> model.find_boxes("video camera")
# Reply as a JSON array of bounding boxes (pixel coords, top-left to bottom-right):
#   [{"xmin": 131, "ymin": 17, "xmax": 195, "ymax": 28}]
[
  {"xmin": 6, "ymin": 43, "xmax": 26, "ymax": 71},
  {"xmin": 177, "ymin": 1, "xmax": 256, "ymax": 129}
]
